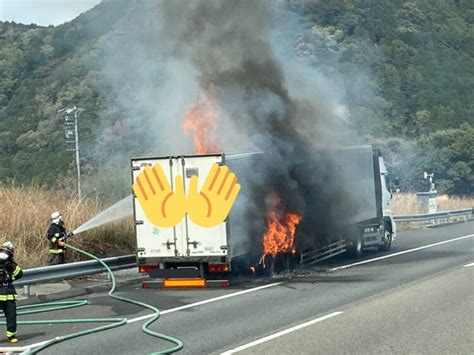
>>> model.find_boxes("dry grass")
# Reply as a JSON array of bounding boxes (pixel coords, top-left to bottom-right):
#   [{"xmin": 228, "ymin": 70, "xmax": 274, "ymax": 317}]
[
  {"xmin": 0, "ymin": 184, "xmax": 134, "ymax": 268},
  {"xmin": 392, "ymin": 193, "xmax": 474, "ymax": 215}
]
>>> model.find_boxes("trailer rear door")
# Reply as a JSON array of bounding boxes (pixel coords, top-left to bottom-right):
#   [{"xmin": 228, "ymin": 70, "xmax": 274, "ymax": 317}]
[
  {"xmin": 180, "ymin": 155, "xmax": 228, "ymax": 258},
  {"xmin": 132, "ymin": 157, "xmax": 185, "ymax": 258}
]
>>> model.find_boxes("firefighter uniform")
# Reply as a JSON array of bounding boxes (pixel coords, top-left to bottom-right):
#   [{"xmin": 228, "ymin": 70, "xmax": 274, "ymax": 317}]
[
  {"xmin": 47, "ymin": 223, "xmax": 67, "ymax": 265},
  {"xmin": 0, "ymin": 245, "xmax": 22, "ymax": 343}
]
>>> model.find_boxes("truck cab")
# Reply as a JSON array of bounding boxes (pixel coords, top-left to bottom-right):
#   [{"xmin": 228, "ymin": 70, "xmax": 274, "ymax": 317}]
[
  {"xmin": 378, "ymin": 154, "xmax": 397, "ymax": 251},
  {"xmin": 346, "ymin": 149, "xmax": 396, "ymax": 257}
]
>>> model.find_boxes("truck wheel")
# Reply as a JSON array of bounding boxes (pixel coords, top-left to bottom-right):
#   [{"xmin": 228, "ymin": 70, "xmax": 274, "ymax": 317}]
[
  {"xmin": 378, "ymin": 230, "xmax": 392, "ymax": 252},
  {"xmin": 347, "ymin": 237, "xmax": 364, "ymax": 258}
]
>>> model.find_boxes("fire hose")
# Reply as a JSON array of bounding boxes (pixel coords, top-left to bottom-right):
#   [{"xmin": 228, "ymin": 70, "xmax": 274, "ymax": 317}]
[{"xmin": 0, "ymin": 243, "xmax": 183, "ymax": 354}]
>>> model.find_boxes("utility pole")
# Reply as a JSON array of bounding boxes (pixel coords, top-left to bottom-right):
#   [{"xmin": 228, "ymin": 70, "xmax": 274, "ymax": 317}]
[{"xmin": 58, "ymin": 106, "xmax": 84, "ymax": 200}]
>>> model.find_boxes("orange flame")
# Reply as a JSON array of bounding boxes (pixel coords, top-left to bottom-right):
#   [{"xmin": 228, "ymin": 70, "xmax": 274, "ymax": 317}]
[
  {"xmin": 262, "ymin": 194, "xmax": 302, "ymax": 259},
  {"xmin": 183, "ymin": 93, "xmax": 221, "ymax": 154}
]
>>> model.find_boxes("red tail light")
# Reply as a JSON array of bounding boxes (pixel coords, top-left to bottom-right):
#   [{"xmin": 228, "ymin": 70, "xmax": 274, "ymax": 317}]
[
  {"xmin": 138, "ymin": 265, "xmax": 158, "ymax": 273},
  {"xmin": 208, "ymin": 263, "xmax": 230, "ymax": 273}
]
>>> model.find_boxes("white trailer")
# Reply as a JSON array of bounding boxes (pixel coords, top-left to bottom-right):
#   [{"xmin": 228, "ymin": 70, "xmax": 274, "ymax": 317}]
[{"xmin": 132, "ymin": 154, "xmax": 232, "ymax": 282}]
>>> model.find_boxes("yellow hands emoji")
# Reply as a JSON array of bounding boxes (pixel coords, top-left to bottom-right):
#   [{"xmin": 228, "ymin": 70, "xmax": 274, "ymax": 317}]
[
  {"xmin": 133, "ymin": 163, "xmax": 240, "ymax": 228},
  {"xmin": 133, "ymin": 165, "xmax": 186, "ymax": 227},
  {"xmin": 186, "ymin": 163, "xmax": 241, "ymax": 227}
]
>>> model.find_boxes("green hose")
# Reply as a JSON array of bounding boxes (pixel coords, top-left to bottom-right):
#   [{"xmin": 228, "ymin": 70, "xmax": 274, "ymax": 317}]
[{"xmin": 0, "ymin": 243, "xmax": 183, "ymax": 354}]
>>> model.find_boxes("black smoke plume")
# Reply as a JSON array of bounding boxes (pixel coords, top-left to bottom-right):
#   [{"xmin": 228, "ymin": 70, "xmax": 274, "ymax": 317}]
[{"xmin": 158, "ymin": 0, "xmax": 359, "ymax": 263}]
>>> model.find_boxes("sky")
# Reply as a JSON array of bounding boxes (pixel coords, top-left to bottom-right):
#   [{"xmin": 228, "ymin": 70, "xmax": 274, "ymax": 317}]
[{"xmin": 0, "ymin": 0, "xmax": 101, "ymax": 26}]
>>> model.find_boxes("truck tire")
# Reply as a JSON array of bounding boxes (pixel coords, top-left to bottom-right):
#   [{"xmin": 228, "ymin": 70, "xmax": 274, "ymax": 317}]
[
  {"xmin": 378, "ymin": 229, "xmax": 392, "ymax": 252},
  {"xmin": 347, "ymin": 236, "xmax": 364, "ymax": 258}
]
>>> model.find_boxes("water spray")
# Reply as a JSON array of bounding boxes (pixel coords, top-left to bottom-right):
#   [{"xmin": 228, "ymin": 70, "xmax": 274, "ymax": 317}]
[{"xmin": 73, "ymin": 195, "xmax": 133, "ymax": 235}]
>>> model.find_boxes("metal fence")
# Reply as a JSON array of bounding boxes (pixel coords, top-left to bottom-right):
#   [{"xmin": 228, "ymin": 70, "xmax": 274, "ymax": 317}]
[
  {"xmin": 393, "ymin": 208, "xmax": 473, "ymax": 224},
  {"xmin": 300, "ymin": 240, "xmax": 346, "ymax": 267}
]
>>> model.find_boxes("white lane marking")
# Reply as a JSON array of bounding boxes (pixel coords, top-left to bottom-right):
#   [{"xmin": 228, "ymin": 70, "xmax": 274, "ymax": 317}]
[
  {"xmin": 220, "ymin": 311, "xmax": 343, "ymax": 354},
  {"xmin": 127, "ymin": 282, "xmax": 282, "ymax": 324},
  {"xmin": 464, "ymin": 262, "xmax": 474, "ymax": 267},
  {"xmin": 330, "ymin": 234, "xmax": 474, "ymax": 272},
  {"xmin": 0, "ymin": 340, "xmax": 48, "ymax": 353}
]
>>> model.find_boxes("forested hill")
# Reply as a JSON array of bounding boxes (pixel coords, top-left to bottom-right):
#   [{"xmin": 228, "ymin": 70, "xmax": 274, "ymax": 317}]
[
  {"xmin": 0, "ymin": 0, "xmax": 472, "ymax": 196},
  {"xmin": 0, "ymin": 0, "xmax": 129, "ymax": 196},
  {"xmin": 293, "ymin": 0, "xmax": 473, "ymax": 133}
]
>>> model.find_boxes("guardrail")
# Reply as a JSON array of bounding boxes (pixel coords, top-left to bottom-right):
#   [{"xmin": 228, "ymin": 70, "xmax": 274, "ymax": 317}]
[
  {"xmin": 300, "ymin": 240, "xmax": 346, "ymax": 267},
  {"xmin": 393, "ymin": 208, "xmax": 473, "ymax": 224},
  {"xmin": 15, "ymin": 254, "xmax": 136, "ymax": 298}
]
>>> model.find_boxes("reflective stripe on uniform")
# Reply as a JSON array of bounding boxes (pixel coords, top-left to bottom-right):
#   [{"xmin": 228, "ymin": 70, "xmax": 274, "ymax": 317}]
[
  {"xmin": 51, "ymin": 237, "xmax": 57, "ymax": 242},
  {"xmin": 54, "ymin": 233, "xmax": 60, "ymax": 237},
  {"xmin": 49, "ymin": 249, "xmax": 64, "ymax": 254},
  {"xmin": 0, "ymin": 295, "xmax": 17, "ymax": 301},
  {"xmin": 12, "ymin": 266, "xmax": 21, "ymax": 278},
  {"xmin": 6, "ymin": 330, "xmax": 16, "ymax": 337}
]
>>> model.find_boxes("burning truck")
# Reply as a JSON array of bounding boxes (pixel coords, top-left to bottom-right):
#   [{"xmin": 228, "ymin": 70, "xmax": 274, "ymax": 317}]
[
  {"xmin": 131, "ymin": 145, "xmax": 397, "ymax": 287},
  {"xmin": 112, "ymin": 0, "xmax": 400, "ymax": 287}
]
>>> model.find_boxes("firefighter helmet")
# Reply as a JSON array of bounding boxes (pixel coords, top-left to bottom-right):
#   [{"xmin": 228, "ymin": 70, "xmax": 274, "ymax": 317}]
[
  {"xmin": 51, "ymin": 211, "xmax": 62, "ymax": 224},
  {"xmin": 1, "ymin": 241, "xmax": 15, "ymax": 255}
]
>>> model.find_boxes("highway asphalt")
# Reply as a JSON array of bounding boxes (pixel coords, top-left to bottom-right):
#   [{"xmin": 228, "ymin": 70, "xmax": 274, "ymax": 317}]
[
  {"xmin": 1, "ymin": 221, "xmax": 472, "ymax": 354},
  {"xmin": 240, "ymin": 265, "xmax": 473, "ymax": 354}
]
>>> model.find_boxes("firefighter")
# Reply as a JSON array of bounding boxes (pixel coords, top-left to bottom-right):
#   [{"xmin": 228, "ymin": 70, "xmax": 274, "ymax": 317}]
[
  {"xmin": 46, "ymin": 212, "xmax": 73, "ymax": 265},
  {"xmin": 0, "ymin": 241, "xmax": 22, "ymax": 343}
]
